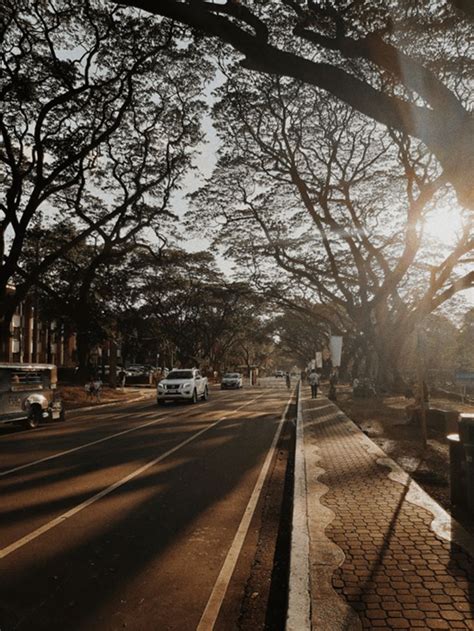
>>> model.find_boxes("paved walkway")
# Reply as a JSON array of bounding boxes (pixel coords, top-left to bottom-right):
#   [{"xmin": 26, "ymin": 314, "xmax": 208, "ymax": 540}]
[{"xmin": 289, "ymin": 390, "xmax": 474, "ymax": 630}]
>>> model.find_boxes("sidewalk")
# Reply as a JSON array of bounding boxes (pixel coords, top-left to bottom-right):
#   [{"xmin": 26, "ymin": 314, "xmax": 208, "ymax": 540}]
[{"xmin": 288, "ymin": 389, "xmax": 474, "ymax": 630}]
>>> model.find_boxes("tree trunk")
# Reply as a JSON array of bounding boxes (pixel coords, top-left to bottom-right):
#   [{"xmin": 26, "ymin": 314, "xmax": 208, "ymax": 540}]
[
  {"xmin": 109, "ymin": 339, "xmax": 118, "ymax": 388},
  {"xmin": 0, "ymin": 291, "xmax": 18, "ymax": 361},
  {"xmin": 76, "ymin": 329, "xmax": 92, "ymax": 382},
  {"xmin": 372, "ymin": 335, "xmax": 407, "ymax": 393},
  {"xmin": 75, "ymin": 302, "xmax": 94, "ymax": 382}
]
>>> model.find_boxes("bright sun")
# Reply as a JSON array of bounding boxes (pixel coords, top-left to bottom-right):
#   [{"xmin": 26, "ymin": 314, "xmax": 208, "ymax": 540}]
[{"xmin": 424, "ymin": 204, "xmax": 466, "ymax": 245}]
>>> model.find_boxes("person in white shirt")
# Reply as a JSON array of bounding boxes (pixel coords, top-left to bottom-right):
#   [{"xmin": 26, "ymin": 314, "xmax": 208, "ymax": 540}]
[{"xmin": 308, "ymin": 370, "xmax": 319, "ymax": 399}]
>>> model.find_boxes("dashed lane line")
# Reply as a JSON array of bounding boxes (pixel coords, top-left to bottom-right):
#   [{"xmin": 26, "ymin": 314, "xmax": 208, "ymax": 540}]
[
  {"xmin": 1, "ymin": 412, "xmax": 178, "ymax": 478},
  {"xmin": 0, "ymin": 392, "xmax": 245, "ymax": 478},
  {"xmin": 0, "ymin": 395, "xmax": 266, "ymax": 560}
]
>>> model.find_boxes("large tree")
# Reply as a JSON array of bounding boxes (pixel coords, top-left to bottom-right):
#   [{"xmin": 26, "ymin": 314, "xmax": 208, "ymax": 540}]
[
  {"xmin": 1, "ymin": 0, "xmax": 208, "ymax": 337},
  {"xmin": 273, "ymin": 308, "xmax": 330, "ymax": 369},
  {"xmin": 456, "ymin": 308, "xmax": 474, "ymax": 371},
  {"xmin": 114, "ymin": 0, "xmax": 474, "ymax": 211},
  {"xmin": 19, "ymin": 222, "xmax": 158, "ymax": 377},
  {"xmin": 191, "ymin": 72, "xmax": 473, "ymax": 387},
  {"xmin": 127, "ymin": 248, "xmax": 271, "ymax": 370}
]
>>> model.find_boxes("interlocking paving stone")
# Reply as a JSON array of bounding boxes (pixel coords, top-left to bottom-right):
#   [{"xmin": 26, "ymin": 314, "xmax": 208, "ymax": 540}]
[{"xmin": 302, "ymin": 394, "xmax": 474, "ymax": 630}]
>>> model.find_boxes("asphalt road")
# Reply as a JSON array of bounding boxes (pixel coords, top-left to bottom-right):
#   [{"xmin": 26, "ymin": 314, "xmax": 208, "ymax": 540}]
[{"xmin": 0, "ymin": 381, "xmax": 294, "ymax": 631}]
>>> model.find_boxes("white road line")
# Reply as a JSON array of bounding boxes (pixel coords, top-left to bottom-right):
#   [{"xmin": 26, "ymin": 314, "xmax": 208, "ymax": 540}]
[
  {"xmin": 0, "ymin": 396, "xmax": 265, "ymax": 560},
  {"xmin": 1, "ymin": 414, "xmax": 173, "ymax": 478},
  {"xmin": 0, "ymin": 391, "xmax": 240, "ymax": 478},
  {"xmin": 196, "ymin": 391, "xmax": 293, "ymax": 631}
]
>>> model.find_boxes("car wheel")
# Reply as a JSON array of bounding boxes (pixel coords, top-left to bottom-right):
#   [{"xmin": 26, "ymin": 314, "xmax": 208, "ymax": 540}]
[
  {"xmin": 58, "ymin": 407, "xmax": 66, "ymax": 422},
  {"xmin": 202, "ymin": 386, "xmax": 209, "ymax": 401},
  {"xmin": 25, "ymin": 405, "xmax": 42, "ymax": 429}
]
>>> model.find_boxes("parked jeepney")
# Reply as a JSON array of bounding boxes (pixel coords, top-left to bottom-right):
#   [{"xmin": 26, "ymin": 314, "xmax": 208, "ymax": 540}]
[{"xmin": 0, "ymin": 363, "xmax": 65, "ymax": 429}]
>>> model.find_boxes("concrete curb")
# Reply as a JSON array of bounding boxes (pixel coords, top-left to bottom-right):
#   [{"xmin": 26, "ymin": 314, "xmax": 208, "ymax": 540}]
[
  {"xmin": 286, "ymin": 381, "xmax": 312, "ymax": 631},
  {"xmin": 303, "ymin": 399, "xmax": 361, "ymax": 631}
]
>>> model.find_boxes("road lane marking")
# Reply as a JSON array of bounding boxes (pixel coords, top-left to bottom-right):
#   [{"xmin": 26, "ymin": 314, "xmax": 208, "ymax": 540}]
[
  {"xmin": 0, "ymin": 396, "xmax": 265, "ymax": 560},
  {"xmin": 196, "ymin": 391, "xmax": 294, "ymax": 631},
  {"xmin": 1, "ymin": 415, "xmax": 174, "ymax": 478},
  {"xmin": 0, "ymin": 391, "xmax": 243, "ymax": 478}
]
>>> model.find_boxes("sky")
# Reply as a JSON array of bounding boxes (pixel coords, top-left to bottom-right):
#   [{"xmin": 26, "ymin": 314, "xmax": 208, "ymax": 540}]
[{"xmin": 169, "ymin": 73, "xmax": 236, "ymax": 274}]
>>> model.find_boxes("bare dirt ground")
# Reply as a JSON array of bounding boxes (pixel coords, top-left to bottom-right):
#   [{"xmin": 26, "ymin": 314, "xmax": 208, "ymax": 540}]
[
  {"xmin": 58, "ymin": 384, "xmax": 153, "ymax": 409},
  {"xmin": 336, "ymin": 386, "xmax": 474, "ymax": 537}
]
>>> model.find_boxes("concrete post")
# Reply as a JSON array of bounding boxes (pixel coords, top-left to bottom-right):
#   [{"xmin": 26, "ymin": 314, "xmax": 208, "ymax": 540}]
[{"xmin": 447, "ymin": 433, "xmax": 466, "ymax": 508}]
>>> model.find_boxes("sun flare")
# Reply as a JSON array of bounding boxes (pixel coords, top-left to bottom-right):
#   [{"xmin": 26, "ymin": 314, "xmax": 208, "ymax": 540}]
[{"xmin": 424, "ymin": 205, "xmax": 467, "ymax": 245}]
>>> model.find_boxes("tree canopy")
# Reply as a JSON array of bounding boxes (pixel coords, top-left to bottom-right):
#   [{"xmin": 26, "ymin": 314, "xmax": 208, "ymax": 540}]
[
  {"xmin": 128, "ymin": 248, "xmax": 273, "ymax": 369},
  {"xmin": 190, "ymin": 68, "xmax": 473, "ymax": 386},
  {"xmin": 114, "ymin": 0, "xmax": 474, "ymax": 211},
  {"xmin": 1, "ymin": 0, "xmax": 210, "ymax": 332}
]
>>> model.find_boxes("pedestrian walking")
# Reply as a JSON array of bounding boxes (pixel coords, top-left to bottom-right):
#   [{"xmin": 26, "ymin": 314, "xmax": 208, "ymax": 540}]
[
  {"xmin": 92, "ymin": 378, "xmax": 102, "ymax": 402},
  {"xmin": 118, "ymin": 368, "xmax": 126, "ymax": 390},
  {"xmin": 85, "ymin": 377, "xmax": 102, "ymax": 402},
  {"xmin": 285, "ymin": 372, "xmax": 291, "ymax": 390},
  {"xmin": 308, "ymin": 370, "xmax": 319, "ymax": 398}
]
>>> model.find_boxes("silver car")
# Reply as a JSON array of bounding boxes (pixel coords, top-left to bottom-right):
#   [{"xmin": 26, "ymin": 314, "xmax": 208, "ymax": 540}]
[
  {"xmin": 0, "ymin": 363, "xmax": 65, "ymax": 429},
  {"xmin": 220, "ymin": 372, "xmax": 243, "ymax": 389}
]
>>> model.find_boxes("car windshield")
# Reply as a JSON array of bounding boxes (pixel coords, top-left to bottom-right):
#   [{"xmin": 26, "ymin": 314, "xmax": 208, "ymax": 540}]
[
  {"xmin": 224, "ymin": 373, "xmax": 240, "ymax": 378},
  {"xmin": 167, "ymin": 370, "xmax": 193, "ymax": 380}
]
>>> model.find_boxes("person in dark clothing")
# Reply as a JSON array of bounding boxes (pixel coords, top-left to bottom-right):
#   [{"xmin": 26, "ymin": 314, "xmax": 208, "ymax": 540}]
[{"xmin": 328, "ymin": 371, "xmax": 338, "ymax": 400}]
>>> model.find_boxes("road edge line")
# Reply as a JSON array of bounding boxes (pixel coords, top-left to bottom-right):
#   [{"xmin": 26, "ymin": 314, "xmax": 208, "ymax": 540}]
[{"xmin": 196, "ymin": 390, "xmax": 294, "ymax": 631}]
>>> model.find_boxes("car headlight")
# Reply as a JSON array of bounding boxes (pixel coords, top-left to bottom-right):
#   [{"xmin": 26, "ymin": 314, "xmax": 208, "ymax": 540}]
[
  {"xmin": 158, "ymin": 383, "xmax": 165, "ymax": 390},
  {"xmin": 182, "ymin": 382, "xmax": 192, "ymax": 390}
]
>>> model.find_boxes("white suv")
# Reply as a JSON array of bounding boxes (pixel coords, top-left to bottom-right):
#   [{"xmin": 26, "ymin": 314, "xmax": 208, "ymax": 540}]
[{"xmin": 157, "ymin": 369, "xmax": 209, "ymax": 405}]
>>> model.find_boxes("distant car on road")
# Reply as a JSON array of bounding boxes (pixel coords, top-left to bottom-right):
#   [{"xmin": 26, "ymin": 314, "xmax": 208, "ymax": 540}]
[
  {"xmin": 126, "ymin": 365, "xmax": 147, "ymax": 376},
  {"xmin": 274, "ymin": 370, "xmax": 285, "ymax": 378},
  {"xmin": 157, "ymin": 368, "xmax": 209, "ymax": 404},
  {"xmin": 102, "ymin": 365, "xmax": 129, "ymax": 378},
  {"xmin": 221, "ymin": 372, "xmax": 243, "ymax": 389}
]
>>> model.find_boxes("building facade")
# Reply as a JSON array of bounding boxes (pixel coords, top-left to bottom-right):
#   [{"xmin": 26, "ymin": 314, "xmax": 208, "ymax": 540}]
[{"xmin": 0, "ymin": 287, "xmax": 77, "ymax": 366}]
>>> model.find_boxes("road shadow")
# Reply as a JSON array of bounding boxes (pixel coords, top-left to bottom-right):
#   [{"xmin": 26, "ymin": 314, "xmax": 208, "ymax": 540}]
[{"xmin": 0, "ymin": 393, "xmax": 291, "ymax": 630}]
